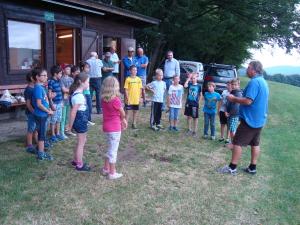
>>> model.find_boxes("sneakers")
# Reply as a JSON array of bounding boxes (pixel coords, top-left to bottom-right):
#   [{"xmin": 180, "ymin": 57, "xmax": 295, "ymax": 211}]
[
  {"xmin": 218, "ymin": 138, "xmax": 225, "ymax": 142},
  {"xmin": 192, "ymin": 131, "xmax": 197, "ymax": 137},
  {"xmin": 50, "ymin": 135, "xmax": 59, "ymax": 143},
  {"xmin": 168, "ymin": 126, "xmax": 173, "ymax": 131},
  {"xmin": 156, "ymin": 124, "xmax": 164, "ymax": 129},
  {"xmin": 101, "ymin": 168, "xmax": 109, "ymax": 176},
  {"xmin": 151, "ymin": 125, "xmax": 159, "ymax": 131},
  {"xmin": 76, "ymin": 163, "xmax": 91, "ymax": 172},
  {"xmin": 65, "ymin": 130, "xmax": 76, "ymax": 137},
  {"xmin": 88, "ymin": 121, "xmax": 96, "ymax": 126},
  {"xmin": 186, "ymin": 130, "xmax": 193, "ymax": 135},
  {"xmin": 172, "ymin": 127, "xmax": 179, "ymax": 132},
  {"xmin": 26, "ymin": 146, "xmax": 37, "ymax": 154},
  {"xmin": 217, "ymin": 165, "xmax": 237, "ymax": 175},
  {"xmin": 37, "ymin": 151, "xmax": 54, "ymax": 161},
  {"xmin": 243, "ymin": 167, "xmax": 257, "ymax": 175},
  {"xmin": 108, "ymin": 172, "xmax": 123, "ymax": 180},
  {"xmin": 44, "ymin": 140, "xmax": 53, "ymax": 149},
  {"xmin": 202, "ymin": 135, "xmax": 209, "ymax": 139},
  {"xmin": 225, "ymin": 139, "xmax": 230, "ymax": 144},
  {"xmin": 211, "ymin": 136, "xmax": 216, "ymax": 140},
  {"xmin": 56, "ymin": 134, "xmax": 65, "ymax": 141}
]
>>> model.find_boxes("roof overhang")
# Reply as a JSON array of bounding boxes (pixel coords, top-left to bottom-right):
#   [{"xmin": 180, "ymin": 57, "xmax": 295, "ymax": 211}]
[{"xmin": 40, "ymin": 0, "xmax": 160, "ymax": 26}]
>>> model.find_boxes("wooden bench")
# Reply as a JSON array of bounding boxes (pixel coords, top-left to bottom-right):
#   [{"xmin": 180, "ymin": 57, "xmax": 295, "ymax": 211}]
[{"xmin": 0, "ymin": 84, "xmax": 27, "ymax": 112}]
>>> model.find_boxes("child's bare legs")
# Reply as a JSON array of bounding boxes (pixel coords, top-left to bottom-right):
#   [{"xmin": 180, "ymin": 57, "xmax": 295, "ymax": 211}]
[
  {"xmin": 26, "ymin": 132, "xmax": 34, "ymax": 146},
  {"xmin": 193, "ymin": 118, "xmax": 198, "ymax": 133},
  {"xmin": 51, "ymin": 124, "xmax": 55, "ymax": 136},
  {"xmin": 38, "ymin": 141, "xmax": 45, "ymax": 152},
  {"xmin": 73, "ymin": 133, "xmax": 87, "ymax": 166},
  {"xmin": 55, "ymin": 123, "xmax": 60, "ymax": 136},
  {"xmin": 187, "ymin": 117, "xmax": 192, "ymax": 131},
  {"xmin": 174, "ymin": 119, "xmax": 178, "ymax": 127},
  {"xmin": 220, "ymin": 124, "xmax": 226, "ymax": 139},
  {"xmin": 132, "ymin": 110, "xmax": 138, "ymax": 126}
]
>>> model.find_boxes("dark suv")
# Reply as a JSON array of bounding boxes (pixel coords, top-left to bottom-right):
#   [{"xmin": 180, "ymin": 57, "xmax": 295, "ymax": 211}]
[{"xmin": 202, "ymin": 63, "xmax": 237, "ymax": 94}]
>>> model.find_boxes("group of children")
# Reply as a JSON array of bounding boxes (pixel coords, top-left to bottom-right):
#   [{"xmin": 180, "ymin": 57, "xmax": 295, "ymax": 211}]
[
  {"xmin": 24, "ymin": 63, "xmax": 126, "ymax": 179},
  {"xmin": 24, "ymin": 62, "xmax": 241, "ymax": 180}
]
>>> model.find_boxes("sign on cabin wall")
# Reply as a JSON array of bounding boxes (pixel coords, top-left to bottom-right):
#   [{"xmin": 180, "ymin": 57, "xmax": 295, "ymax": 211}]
[{"xmin": 44, "ymin": 12, "xmax": 55, "ymax": 22}]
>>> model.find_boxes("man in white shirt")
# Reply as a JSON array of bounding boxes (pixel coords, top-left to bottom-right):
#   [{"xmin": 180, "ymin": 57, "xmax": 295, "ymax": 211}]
[
  {"xmin": 86, "ymin": 52, "xmax": 103, "ymax": 114},
  {"xmin": 163, "ymin": 50, "xmax": 180, "ymax": 110},
  {"xmin": 110, "ymin": 46, "xmax": 120, "ymax": 78}
]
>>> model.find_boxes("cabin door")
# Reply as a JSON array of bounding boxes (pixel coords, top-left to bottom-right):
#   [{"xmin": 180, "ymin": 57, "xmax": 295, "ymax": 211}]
[{"xmin": 80, "ymin": 29, "xmax": 103, "ymax": 63}]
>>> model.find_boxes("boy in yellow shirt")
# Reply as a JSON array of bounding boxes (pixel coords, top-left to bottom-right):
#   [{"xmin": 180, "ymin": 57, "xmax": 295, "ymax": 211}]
[{"xmin": 124, "ymin": 65, "xmax": 143, "ymax": 129}]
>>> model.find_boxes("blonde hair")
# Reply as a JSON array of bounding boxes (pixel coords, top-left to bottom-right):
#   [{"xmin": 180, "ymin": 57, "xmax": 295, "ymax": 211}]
[
  {"xmin": 207, "ymin": 82, "xmax": 216, "ymax": 88},
  {"xmin": 101, "ymin": 76, "xmax": 121, "ymax": 102},
  {"xmin": 155, "ymin": 68, "xmax": 163, "ymax": 76}
]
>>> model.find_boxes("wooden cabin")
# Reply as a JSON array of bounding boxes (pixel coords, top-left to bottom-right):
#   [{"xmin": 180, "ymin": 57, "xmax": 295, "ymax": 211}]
[{"xmin": 0, "ymin": 0, "xmax": 159, "ymax": 91}]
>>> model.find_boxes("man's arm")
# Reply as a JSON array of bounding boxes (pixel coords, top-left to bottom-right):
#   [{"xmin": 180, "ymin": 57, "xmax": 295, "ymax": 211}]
[
  {"xmin": 175, "ymin": 60, "xmax": 180, "ymax": 76},
  {"xmin": 227, "ymin": 95, "xmax": 253, "ymax": 105}
]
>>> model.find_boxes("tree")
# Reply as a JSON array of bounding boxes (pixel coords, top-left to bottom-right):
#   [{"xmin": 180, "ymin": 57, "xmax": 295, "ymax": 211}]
[{"xmin": 116, "ymin": 0, "xmax": 300, "ymax": 77}]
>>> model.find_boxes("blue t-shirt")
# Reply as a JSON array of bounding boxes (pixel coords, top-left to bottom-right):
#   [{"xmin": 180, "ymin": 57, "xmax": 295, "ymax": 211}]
[
  {"xmin": 48, "ymin": 78, "xmax": 63, "ymax": 104},
  {"xmin": 122, "ymin": 56, "xmax": 138, "ymax": 77},
  {"xmin": 147, "ymin": 80, "xmax": 166, "ymax": 103},
  {"xmin": 203, "ymin": 92, "xmax": 221, "ymax": 114},
  {"xmin": 239, "ymin": 75, "xmax": 269, "ymax": 128},
  {"xmin": 32, "ymin": 84, "xmax": 49, "ymax": 117},
  {"xmin": 24, "ymin": 86, "xmax": 34, "ymax": 115},
  {"xmin": 136, "ymin": 55, "xmax": 149, "ymax": 77},
  {"xmin": 186, "ymin": 83, "xmax": 202, "ymax": 106}
]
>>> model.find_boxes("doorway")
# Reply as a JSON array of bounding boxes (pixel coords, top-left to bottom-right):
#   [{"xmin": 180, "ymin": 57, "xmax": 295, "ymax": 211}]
[{"xmin": 56, "ymin": 24, "xmax": 76, "ymax": 65}]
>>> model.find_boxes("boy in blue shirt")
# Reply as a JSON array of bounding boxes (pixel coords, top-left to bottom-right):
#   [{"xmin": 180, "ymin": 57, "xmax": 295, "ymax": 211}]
[
  {"xmin": 184, "ymin": 73, "xmax": 202, "ymax": 136},
  {"xmin": 24, "ymin": 71, "xmax": 37, "ymax": 154},
  {"xmin": 48, "ymin": 65, "xmax": 64, "ymax": 142},
  {"xmin": 32, "ymin": 68, "xmax": 54, "ymax": 160},
  {"xmin": 203, "ymin": 82, "xmax": 221, "ymax": 140}
]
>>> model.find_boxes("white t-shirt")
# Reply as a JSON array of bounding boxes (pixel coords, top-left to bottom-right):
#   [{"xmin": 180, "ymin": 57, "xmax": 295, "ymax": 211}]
[
  {"xmin": 110, "ymin": 52, "xmax": 120, "ymax": 73},
  {"xmin": 168, "ymin": 84, "xmax": 184, "ymax": 108},
  {"xmin": 147, "ymin": 80, "xmax": 166, "ymax": 103},
  {"xmin": 71, "ymin": 92, "xmax": 87, "ymax": 111},
  {"xmin": 220, "ymin": 89, "xmax": 230, "ymax": 112}
]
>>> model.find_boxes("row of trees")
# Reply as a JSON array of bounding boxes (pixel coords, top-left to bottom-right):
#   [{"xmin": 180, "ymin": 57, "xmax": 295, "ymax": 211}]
[
  {"xmin": 113, "ymin": 0, "xmax": 300, "ymax": 74},
  {"xmin": 264, "ymin": 74, "xmax": 300, "ymax": 87}
]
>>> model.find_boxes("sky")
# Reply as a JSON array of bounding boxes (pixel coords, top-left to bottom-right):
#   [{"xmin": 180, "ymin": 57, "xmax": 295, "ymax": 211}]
[{"xmin": 244, "ymin": 44, "xmax": 300, "ymax": 68}]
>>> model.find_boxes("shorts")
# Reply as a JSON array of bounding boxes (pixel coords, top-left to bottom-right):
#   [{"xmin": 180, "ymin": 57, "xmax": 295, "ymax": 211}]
[
  {"xmin": 184, "ymin": 104, "xmax": 199, "ymax": 118},
  {"xmin": 50, "ymin": 103, "xmax": 63, "ymax": 124},
  {"xmin": 34, "ymin": 115, "xmax": 48, "ymax": 141},
  {"xmin": 26, "ymin": 113, "xmax": 36, "ymax": 133},
  {"xmin": 139, "ymin": 75, "xmax": 147, "ymax": 86},
  {"xmin": 105, "ymin": 131, "xmax": 121, "ymax": 164},
  {"xmin": 219, "ymin": 111, "xmax": 227, "ymax": 124},
  {"xmin": 125, "ymin": 104, "xmax": 139, "ymax": 111},
  {"xmin": 228, "ymin": 116, "xmax": 239, "ymax": 132},
  {"xmin": 233, "ymin": 119, "xmax": 263, "ymax": 147},
  {"xmin": 169, "ymin": 107, "xmax": 180, "ymax": 120},
  {"xmin": 73, "ymin": 110, "xmax": 88, "ymax": 133}
]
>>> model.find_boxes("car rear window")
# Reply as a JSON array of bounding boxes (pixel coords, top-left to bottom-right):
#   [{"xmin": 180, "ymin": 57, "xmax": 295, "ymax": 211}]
[{"xmin": 210, "ymin": 68, "xmax": 235, "ymax": 78}]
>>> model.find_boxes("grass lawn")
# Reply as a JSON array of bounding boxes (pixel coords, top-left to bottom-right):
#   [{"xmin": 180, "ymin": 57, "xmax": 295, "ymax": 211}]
[{"xmin": 0, "ymin": 78, "xmax": 299, "ymax": 225}]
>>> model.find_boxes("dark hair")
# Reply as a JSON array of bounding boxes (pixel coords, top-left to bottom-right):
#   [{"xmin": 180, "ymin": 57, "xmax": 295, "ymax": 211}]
[
  {"xmin": 31, "ymin": 67, "xmax": 47, "ymax": 81},
  {"xmin": 71, "ymin": 65, "xmax": 80, "ymax": 74},
  {"xmin": 129, "ymin": 65, "xmax": 137, "ymax": 70},
  {"xmin": 26, "ymin": 71, "xmax": 33, "ymax": 82},
  {"xmin": 50, "ymin": 65, "xmax": 62, "ymax": 77},
  {"xmin": 69, "ymin": 72, "xmax": 89, "ymax": 95},
  {"xmin": 80, "ymin": 62, "xmax": 90, "ymax": 72},
  {"xmin": 64, "ymin": 64, "xmax": 72, "ymax": 69}
]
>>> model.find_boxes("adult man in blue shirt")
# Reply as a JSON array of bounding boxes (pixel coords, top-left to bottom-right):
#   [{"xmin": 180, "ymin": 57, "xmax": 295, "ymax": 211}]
[
  {"xmin": 219, "ymin": 61, "xmax": 269, "ymax": 175},
  {"xmin": 136, "ymin": 47, "xmax": 149, "ymax": 107},
  {"xmin": 122, "ymin": 47, "xmax": 138, "ymax": 78}
]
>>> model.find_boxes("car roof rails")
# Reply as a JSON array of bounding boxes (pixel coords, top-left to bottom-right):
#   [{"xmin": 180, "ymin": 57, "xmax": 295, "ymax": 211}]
[{"xmin": 208, "ymin": 63, "xmax": 236, "ymax": 69}]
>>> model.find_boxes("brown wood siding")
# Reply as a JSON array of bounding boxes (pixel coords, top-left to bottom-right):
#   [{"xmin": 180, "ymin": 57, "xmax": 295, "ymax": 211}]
[{"xmin": 86, "ymin": 16, "xmax": 133, "ymax": 38}]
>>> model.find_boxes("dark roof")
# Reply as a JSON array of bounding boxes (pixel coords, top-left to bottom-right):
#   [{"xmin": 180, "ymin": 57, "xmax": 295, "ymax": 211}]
[{"xmin": 41, "ymin": 0, "xmax": 160, "ymax": 26}]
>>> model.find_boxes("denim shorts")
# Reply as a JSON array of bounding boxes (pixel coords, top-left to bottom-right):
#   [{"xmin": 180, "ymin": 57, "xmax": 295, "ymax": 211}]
[
  {"xmin": 73, "ymin": 110, "xmax": 88, "ymax": 133},
  {"xmin": 26, "ymin": 113, "xmax": 36, "ymax": 133},
  {"xmin": 50, "ymin": 102, "xmax": 63, "ymax": 124},
  {"xmin": 34, "ymin": 115, "xmax": 48, "ymax": 141},
  {"xmin": 229, "ymin": 116, "xmax": 240, "ymax": 132},
  {"xmin": 169, "ymin": 107, "xmax": 180, "ymax": 120}
]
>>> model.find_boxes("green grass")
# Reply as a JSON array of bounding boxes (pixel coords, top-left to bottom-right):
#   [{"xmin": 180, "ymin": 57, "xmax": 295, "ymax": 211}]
[{"xmin": 0, "ymin": 78, "xmax": 299, "ymax": 225}]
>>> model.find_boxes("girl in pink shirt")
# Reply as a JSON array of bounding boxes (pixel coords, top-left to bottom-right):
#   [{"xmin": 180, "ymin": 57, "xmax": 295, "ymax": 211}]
[{"xmin": 101, "ymin": 76, "xmax": 128, "ymax": 180}]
